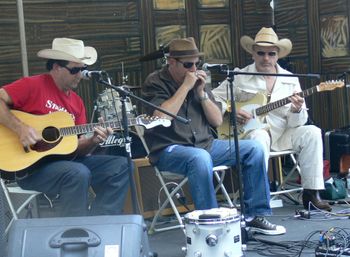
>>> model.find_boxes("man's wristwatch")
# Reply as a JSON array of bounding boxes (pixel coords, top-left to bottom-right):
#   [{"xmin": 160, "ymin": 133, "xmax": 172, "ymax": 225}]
[{"xmin": 199, "ymin": 92, "xmax": 209, "ymax": 101}]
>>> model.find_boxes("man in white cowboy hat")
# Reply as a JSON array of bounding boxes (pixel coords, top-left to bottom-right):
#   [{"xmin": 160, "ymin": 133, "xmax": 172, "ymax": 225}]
[
  {"xmin": 142, "ymin": 37, "xmax": 286, "ymax": 235},
  {"xmin": 0, "ymin": 38, "xmax": 130, "ymax": 217},
  {"xmin": 213, "ymin": 27, "xmax": 331, "ymax": 212}
]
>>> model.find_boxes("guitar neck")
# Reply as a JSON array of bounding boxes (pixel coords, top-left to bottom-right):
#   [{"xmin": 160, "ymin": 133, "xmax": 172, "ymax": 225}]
[
  {"xmin": 59, "ymin": 118, "xmax": 137, "ymax": 136},
  {"xmin": 255, "ymin": 86, "xmax": 318, "ymax": 116}
]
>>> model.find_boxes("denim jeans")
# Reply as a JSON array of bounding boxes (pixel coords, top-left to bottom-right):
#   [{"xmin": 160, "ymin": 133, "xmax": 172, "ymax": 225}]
[
  {"xmin": 17, "ymin": 155, "xmax": 130, "ymax": 217},
  {"xmin": 156, "ymin": 139, "xmax": 272, "ymax": 217}
]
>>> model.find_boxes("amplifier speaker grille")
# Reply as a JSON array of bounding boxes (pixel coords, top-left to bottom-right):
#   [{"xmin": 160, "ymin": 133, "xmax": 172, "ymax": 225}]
[{"xmin": 124, "ymin": 158, "xmax": 195, "ymax": 218}]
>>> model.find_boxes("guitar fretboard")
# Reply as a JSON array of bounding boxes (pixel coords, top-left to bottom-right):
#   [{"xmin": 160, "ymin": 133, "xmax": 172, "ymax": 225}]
[
  {"xmin": 255, "ymin": 86, "xmax": 318, "ymax": 116},
  {"xmin": 59, "ymin": 118, "xmax": 137, "ymax": 136}
]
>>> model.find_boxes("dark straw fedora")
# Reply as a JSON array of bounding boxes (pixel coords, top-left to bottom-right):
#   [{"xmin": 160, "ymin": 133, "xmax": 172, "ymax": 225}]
[{"xmin": 166, "ymin": 37, "xmax": 204, "ymax": 58}]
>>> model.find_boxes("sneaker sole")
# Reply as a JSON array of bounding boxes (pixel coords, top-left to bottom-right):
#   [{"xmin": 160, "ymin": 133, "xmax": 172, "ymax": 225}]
[{"xmin": 249, "ymin": 227, "xmax": 286, "ymax": 236}]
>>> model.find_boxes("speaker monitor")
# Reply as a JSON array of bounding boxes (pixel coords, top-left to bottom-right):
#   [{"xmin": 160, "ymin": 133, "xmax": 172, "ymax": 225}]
[{"xmin": 7, "ymin": 215, "xmax": 154, "ymax": 257}]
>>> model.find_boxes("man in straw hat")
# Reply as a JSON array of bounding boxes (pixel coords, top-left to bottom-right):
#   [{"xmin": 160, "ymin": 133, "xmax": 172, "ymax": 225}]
[
  {"xmin": 0, "ymin": 38, "xmax": 130, "ymax": 217},
  {"xmin": 213, "ymin": 27, "xmax": 331, "ymax": 212},
  {"xmin": 142, "ymin": 37, "xmax": 286, "ymax": 235}
]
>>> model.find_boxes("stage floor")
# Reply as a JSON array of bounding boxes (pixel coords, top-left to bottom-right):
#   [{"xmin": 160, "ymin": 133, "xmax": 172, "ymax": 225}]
[
  {"xmin": 2, "ymin": 183, "xmax": 350, "ymax": 257},
  {"xmin": 147, "ymin": 200, "xmax": 350, "ymax": 257}
]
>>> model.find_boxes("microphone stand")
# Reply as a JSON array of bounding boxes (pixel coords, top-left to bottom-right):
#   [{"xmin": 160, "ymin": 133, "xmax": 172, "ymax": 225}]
[
  {"xmin": 97, "ymin": 77, "xmax": 189, "ymax": 214},
  {"xmin": 217, "ymin": 66, "xmax": 319, "ymax": 243}
]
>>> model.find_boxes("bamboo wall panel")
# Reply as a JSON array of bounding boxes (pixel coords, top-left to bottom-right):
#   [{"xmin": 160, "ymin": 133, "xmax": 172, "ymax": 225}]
[
  {"xmin": 153, "ymin": 0, "xmax": 185, "ymax": 10},
  {"xmin": 198, "ymin": 9, "xmax": 230, "ymax": 24},
  {"xmin": 198, "ymin": 0, "xmax": 228, "ymax": 8},
  {"xmin": 1, "ymin": 0, "xmax": 349, "ymax": 130},
  {"xmin": 200, "ymin": 24, "xmax": 231, "ymax": 63},
  {"xmin": 320, "ymin": 16, "xmax": 349, "ymax": 58},
  {"xmin": 319, "ymin": 0, "xmax": 348, "ymax": 15},
  {"xmin": 318, "ymin": 0, "xmax": 350, "ymax": 129},
  {"xmin": 243, "ymin": 0, "xmax": 273, "ymax": 30},
  {"xmin": 283, "ymin": 27, "xmax": 308, "ymax": 57},
  {"xmin": 153, "ymin": 12, "xmax": 186, "ymax": 27},
  {"xmin": 0, "ymin": 3, "xmax": 22, "ymax": 84},
  {"xmin": 0, "ymin": 0, "xmax": 142, "ymax": 119},
  {"xmin": 274, "ymin": 11, "xmax": 306, "ymax": 27}
]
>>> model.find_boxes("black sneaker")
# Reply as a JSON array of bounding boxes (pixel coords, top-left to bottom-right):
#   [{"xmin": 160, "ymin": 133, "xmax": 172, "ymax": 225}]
[{"xmin": 246, "ymin": 217, "xmax": 286, "ymax": 235}]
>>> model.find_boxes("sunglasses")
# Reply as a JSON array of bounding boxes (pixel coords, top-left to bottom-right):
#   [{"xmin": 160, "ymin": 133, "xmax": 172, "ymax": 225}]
[
  {"xmin": 175, "ymin": 59, "xmax": 201, "ymax": 69},
  {"xmin": 63, "ymin": 65, "xmax": 88, "ymax": 75},
  {"xmin": 256, "ymin": 51, "xmax": 278, "ymax": 57}
]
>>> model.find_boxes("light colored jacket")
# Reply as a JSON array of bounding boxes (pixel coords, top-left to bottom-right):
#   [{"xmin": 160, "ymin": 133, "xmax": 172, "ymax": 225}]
[{"xmin": 212, "ymin": 63, "xmax": 308, "ymax": 147}]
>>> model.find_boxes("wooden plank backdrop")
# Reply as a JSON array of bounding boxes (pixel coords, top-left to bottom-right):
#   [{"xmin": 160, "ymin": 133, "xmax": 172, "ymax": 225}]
[
  {"xmin": 0, "ymin": 0, "xmax": 142, "ymax": 121},
  {"xmin": 0, "ymin": 0, "xmax": 349, "ymax": 131}
]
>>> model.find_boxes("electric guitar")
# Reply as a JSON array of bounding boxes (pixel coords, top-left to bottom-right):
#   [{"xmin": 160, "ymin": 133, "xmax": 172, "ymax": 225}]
[
  {"xmin": 217, "ymin": 80, "xmax": 344, "ymax": 139},
  {"xmin": 0, "ymin": 111, "xmax": 171, "ymax": 172}
]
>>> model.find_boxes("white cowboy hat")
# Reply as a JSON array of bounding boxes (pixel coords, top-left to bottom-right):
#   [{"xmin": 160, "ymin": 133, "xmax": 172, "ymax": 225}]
[
  {"xmin": 37, "ymin": 38, "xmax": 97, "ymax": 65},
  {"xmin": 240, "ymin": 27, "xmax": 292, "ymax": 58}
]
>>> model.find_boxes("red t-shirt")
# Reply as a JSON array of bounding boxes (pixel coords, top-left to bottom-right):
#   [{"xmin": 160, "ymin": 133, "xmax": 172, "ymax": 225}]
[{"xmin": 3, "ymin": 74, "xmax": 87, "ymax": 125}]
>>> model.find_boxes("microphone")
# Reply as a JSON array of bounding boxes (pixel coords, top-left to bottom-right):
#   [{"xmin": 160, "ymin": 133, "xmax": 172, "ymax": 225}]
[
  {"xmin": 139, "ymin": 45, "xmax": 169, "ymax": 62},
  {"xmin": 202, "ymin": 63, "xmax": 227, "ymax": 71},
  {"xmin": 81, "ymin": 70, "xmax": 105, "ymax": 80}
]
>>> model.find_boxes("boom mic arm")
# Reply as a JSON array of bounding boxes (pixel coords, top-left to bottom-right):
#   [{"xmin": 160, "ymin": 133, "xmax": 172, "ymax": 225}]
[{"xmin": 139, "ymin": 45, "xmax": 169, "ymax": 62}]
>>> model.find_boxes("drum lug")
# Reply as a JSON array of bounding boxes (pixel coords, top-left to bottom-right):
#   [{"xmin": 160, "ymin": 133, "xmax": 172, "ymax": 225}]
[
  {"xmin": 205, "ymin": 234, "xmax": 218, "ymax": 247},
  {"xmin": 224, "ymin": 251, "xmax": 232, "ymax": 257},
  {"xmin": 192, "ymin": 223, "xmax": 200, "ymax": 234},
  {"xmin": 194, "ymin": 251, "xmax": 202, "ymax": 257},
  {"xmin": 225, "ymin": 221, "xmax": 231, "ymax": 232}
]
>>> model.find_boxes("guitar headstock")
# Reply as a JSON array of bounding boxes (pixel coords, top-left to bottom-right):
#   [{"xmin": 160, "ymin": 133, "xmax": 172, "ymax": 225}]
[
  {"xmin": 318, "ymin": 80, "xmax": 345, "ymax": 92},
  {"xmin": 136, "ymin": 115, "xmax": 171, "ymax": 129}
]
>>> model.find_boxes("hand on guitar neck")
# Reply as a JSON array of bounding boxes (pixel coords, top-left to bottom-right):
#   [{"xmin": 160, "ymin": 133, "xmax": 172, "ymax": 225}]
[{"xmin": 288, "ymin": 92, "xmax": 304, "ymax": 113}]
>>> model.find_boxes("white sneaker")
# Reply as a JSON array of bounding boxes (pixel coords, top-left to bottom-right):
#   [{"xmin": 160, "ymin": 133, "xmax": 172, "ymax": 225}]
[{"xmin": 246, "ymin": 217, "xmax": 286, "ymax": 235}]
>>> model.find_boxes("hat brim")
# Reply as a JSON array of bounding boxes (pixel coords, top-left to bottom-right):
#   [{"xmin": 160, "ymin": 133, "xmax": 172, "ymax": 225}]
[
  {"xmin": 240, "ymin": 36, "xmax": 292, "ymax": 58},
  {"xmin": 166, "ymin": 53, "xmax": 205, "ymax": 58},
  {"xmin": 37, "ymin": 46, "xmax": 97, "ymax": 65}
]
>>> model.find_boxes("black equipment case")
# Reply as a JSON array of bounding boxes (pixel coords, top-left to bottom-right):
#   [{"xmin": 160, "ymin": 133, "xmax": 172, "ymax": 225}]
[
  {"xmin": 7, "ymin": 215, "xmax": 155, "ymax": 257},
  {"xmin": 325, "ymin": 129, "xmax": 350, "ymax": 174}
]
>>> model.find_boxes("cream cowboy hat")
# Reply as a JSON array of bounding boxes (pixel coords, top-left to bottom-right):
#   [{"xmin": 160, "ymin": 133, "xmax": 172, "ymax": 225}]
[
  {"xmin": 37, "ymin": 38, "xmax": 97, "ymax": 65},
  {"xmin": 240, "ymin": 27, "xmax": 292, "ymax": 58},
  {"xmin": 165, "ymin": 37, "xmax": 204, "ymax": 58}
]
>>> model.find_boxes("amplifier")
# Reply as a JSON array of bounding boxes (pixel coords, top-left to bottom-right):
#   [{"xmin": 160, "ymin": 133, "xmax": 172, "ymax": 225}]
[
  {"xmin": 7, "ymin": 215, "xmax": 155, "ymax": 257},
  {"xmin": 124, "ymin": 158, "xmax": 195, "ymax": 218},
  {"xmin": 325, "ymin": 129, "xmax": 350, "ymax": 174},
  {"xmin": 124, "ymin": 158, "xmax": 236, "ymax": 218}
]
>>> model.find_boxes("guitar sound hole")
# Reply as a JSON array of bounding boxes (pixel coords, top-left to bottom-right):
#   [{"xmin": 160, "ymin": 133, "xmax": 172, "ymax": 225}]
[{"xmin": 42, "ymin": 126, "xmax": 60, "ymax": 142}]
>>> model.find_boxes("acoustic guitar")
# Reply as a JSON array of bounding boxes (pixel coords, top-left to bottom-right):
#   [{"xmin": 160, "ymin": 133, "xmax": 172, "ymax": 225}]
[
  {"xmin": 217, "ymin": 80, "xmax": 344, "ymax": 139},
  {"xmin": 0, "ymin": 110, "xmax": 171, "ymax": 172}
]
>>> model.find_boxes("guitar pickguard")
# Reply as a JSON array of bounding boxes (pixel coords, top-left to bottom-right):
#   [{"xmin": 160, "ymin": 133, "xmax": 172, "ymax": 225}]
[
  {"xmin": 238, "ymin": 103, "xmax": 270, "ymax": 137},
  {"xmin": 31, "ymin": 138, "xmax": 63, "ymax": 152}
]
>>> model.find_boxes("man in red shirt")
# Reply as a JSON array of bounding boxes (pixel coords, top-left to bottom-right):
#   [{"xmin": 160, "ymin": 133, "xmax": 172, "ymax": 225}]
[{"xmin": 0, "ymin": 38, "xmax": 130, "ymax": 217}]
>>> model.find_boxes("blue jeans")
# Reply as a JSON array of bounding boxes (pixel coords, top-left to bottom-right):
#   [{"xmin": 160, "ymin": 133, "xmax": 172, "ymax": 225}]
[
  {"xmin": 17, "ymin": 155, "xmax": 130, "ymax": 217},
  {"xmin": 156, "ymin": 139, "xmax": 272, "ymax": 217}
]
